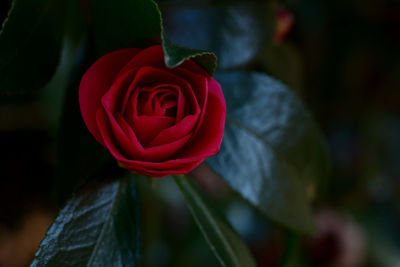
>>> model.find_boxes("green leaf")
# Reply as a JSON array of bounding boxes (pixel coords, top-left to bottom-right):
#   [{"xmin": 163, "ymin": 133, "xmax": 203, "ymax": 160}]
[
  {"xmin": 161, "ymin": 1, "xmax": 275, "ymax": 69},
  {"xmin": 161, "ymin": 32, "xmax": 217, "ymax": 75},
  {"xmin": 31, "ymin": 173, "xmax": 141, "ymax": 266},
  {"xmin": 207, "ymin": 71, "xmax": 330, "ymax": 234},
  {"xmin": 0, "ymin": 0, "xmax": 64, "ymax": 94},
  {"xmin": 88, "ymin": 0, "xmax": 162, "ymax": 55},
  {"xmin": 88, "ymin": 0, "xmax": 217, "ymax": 74},
  {"xmin": 173, "ymin": 175, "xmax": 256, "ymax": 267}
]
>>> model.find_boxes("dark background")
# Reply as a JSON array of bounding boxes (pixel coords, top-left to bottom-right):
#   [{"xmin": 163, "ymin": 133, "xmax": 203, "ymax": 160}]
[{"xmin": 0, "ymin": 0, "xmax": 400, "ymax": 266}]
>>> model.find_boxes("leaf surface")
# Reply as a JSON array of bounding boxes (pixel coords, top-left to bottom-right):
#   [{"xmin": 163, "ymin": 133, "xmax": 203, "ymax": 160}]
[
  {"xmin": 207, "ymin": 71, "xmax": 330, "ymax": 233},
  {"xmin": 161, "ymin": 2, "xmax": 275, "ymax": 69},
  {"xmin": 31, "ymin": 174, "xmax": 141, "ymax": 266},
  {"xmin": 0, "ymin": 0, "xmax": 64, "ymax": 94},
  {"xmin": 88, "ymin": 0, "xmax": 216, "ymax": 74}
]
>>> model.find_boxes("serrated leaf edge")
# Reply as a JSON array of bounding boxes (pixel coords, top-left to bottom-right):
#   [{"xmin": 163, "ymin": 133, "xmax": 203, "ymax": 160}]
[{"xmin": 150, "ymin": 0, "xmax": 217, "ymax": 75}]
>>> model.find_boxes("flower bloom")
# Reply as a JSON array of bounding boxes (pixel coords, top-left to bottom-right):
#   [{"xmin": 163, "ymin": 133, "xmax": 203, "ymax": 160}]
[{"xmin": 79, "ymin": 45, "xmax": 226, "ymax": 177}]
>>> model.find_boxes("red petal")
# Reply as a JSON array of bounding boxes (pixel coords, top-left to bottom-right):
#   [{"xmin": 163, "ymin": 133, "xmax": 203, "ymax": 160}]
[
  {"xmin": 131, "ymin": 115, "xmax": 175, "ymax": 146},
  {"xmin": 119, "ymin": 159, "xmax": 203, "ymax": 177},
  {"xmin": 149, "ymin": 114, "xmax": 199, "ymax": 146},
  {"xmin": 97, "ymin": 109, "xmax": 140, "ymax": 159},
  {"xmin": 101, "ymin": 69, "xmax": 137, "ymax": 114},
  {"xmin": 116, "ymin": 45, "xmax": 165, "ymax": 79},
  {"xmin": 97, "ymin": 110, "xmax": 193, "ymax": 162},
  {"xmin": 171, "ymin": 67, "xmax": 208, "ymax": 109},
  {"xmin": 178, "ymin": 78, "xmax": 226, "ymax": 159},
  {"xmin": 171, "ymin": 67, "xmax": 209, "ymax": 138},
  {"xmin": 79, "ymin": 48, "xmax": 140, "ymax": 145},
  {"xmin": 178, "ymin": 57, "xmax": 210, "ymax": 77},
  {"xmin": 120, "ymin": 66, "xmax": 200, "ymax": 116}
]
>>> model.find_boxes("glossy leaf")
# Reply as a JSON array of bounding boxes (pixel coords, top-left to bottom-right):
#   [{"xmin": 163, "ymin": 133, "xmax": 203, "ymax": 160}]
[
  {"xmin": 161, "ymin": 2, "xmax": 275, "ymax": 69},
  {"xmin": 207, "ymin": 71, "xmax": 330, "ymax": 234},
  {"xmin": 0, "ymin": 0, "xmax": 64, "ymax": 94},
  {"xmin": 88, "ymin": 0, "xmax": 216, "ymax": 74},
  {"xmin": 173, "ymin": 175, "xmax": 256, "ymax": 267},
  {"xmin": 31, "ymin": 173, "xmax": 141, "ymax": 266},
  {"xmin": 161, "ymin": 32, "xmax": 217, "ymax": 75}
]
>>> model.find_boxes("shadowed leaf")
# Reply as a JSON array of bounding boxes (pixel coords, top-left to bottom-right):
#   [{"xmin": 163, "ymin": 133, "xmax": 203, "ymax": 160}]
[
  {"xmin": 88, "ymin": 0, "xmax": 217, "ymax": 74},
  {"xmin": 31, "ymin": 174, "xmax": 141, "ymax": 266},
  {"xmin": 207, "ymin": 71, "xmax": 330, "ymax": 234},
  {"xmin": 0, "ymin": 0, "xmax": 64, "ymax": 94},
  {"xmin": 161, "ymin": 2, "xmax": 275, "ymax": 69}
]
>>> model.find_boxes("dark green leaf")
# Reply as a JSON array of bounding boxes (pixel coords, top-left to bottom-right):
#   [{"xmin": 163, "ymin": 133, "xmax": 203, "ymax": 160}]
[
  {"xmin": 173, "ymin": 175, "xmax": 256, "ymax": 267},
  {"xmin": 161, "ymin": 32, "xmax": 217, "ymax": 75},
  {"xmin": 161, "ymin": 2, "xmax": 275, "ymax": 69},
  {"xmin": 0, "ymin": 0, "xmax": 64, "ymax": 94},
  {"xmin": 31, "ymin": 174, "xmax": 141, "ymax": 266},
  {"xmin": 88, "ymin": 0, "xmax": 217, "ymax": 74},
  {"xmin": 88, "ymin": 0, "xmax": 161, "ymax": 55},
  {"xmin": 207, "ymin": 71, "xmax": 330, "ymax": 234}
]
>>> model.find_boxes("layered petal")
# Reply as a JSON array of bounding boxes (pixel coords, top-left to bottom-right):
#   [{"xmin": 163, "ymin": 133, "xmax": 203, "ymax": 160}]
[
  {"xmin": 120, "ymin": 66, "xmax": 200, "ymax": 116},
  {"xmin": 119, "ymin": 158, "xmax": 203, "ymax": 177},
  {"xmin": 177, "ymin": 78, "xmax": 226, "ymax": 159},
  {"xmin": 97, "ymin": 110, "xmax": 192, "ymax": 162},
  {"xmin": 116, "ymin": 45, "xmax": 165, "ymax": 79},
  {"xmin": 80, "ymin": 45, "xmax": 226, "ymax": 177},
  {"xmin": 79, "ymin": 48, "xmax": 140, "ymax": 144}
]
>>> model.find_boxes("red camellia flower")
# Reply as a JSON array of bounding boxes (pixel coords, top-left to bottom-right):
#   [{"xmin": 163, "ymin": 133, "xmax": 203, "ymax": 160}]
[{"xmin": 79, "ymin": 45, "xmax": 226, "ymax": 177}]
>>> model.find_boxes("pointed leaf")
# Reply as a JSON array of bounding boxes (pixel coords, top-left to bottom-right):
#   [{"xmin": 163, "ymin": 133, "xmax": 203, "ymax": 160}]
[
  {"xmin": 0, "ymin": 0, "xmax": 64, "ymax": 94},
  {"xmin": 161, "ymin": 32, "xmax": 217, "ymax": 75},
  {"xmin": 88, "ymin": 0, "xmax": 217, "ymax": 74},
  {"xmin": 173, "ymin": 175, "xmax": 256, "ymax": 267},
  {"xmin": 161, "ymin": 2, "xmax": 275, "ymax": 69},
  {"xmin": 31, "ymin": 173, "xmax": 141, "ymax": 266},
  {"xmin": 207, "ymin": 71, "xmax": 330, "ymax": 234}
]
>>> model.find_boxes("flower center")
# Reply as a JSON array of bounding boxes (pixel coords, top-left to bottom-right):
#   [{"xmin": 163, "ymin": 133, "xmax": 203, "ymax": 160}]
[{"xmin": 136, "ymin": 86, "xmax": 179, "ymax": 117}]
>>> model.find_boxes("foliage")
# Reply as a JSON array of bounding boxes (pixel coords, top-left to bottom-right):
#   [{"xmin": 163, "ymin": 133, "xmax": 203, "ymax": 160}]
[{"xmin": 0, "ymin": 0, "xmax": 332, "ymax": 266}]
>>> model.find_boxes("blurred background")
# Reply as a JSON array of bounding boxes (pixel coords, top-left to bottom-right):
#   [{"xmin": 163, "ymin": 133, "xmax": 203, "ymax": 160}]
[{"xmin": 0, "ymin": 0, "xmax": 400, "ymax": 266}]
